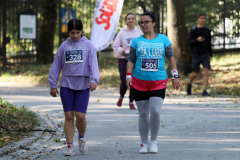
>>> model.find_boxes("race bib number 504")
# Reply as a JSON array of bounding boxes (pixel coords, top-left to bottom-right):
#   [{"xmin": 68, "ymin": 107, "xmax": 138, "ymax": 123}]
[
  {"xmin": 65, "ymin": 50, "xmax": 83, "ymax": 63},
  {"xmin": 141, "ymin": 58, "xmax": 158, "ymax": 71}
]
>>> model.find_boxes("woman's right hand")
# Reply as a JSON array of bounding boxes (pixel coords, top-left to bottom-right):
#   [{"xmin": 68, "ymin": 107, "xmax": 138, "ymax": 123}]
[
  {"xmin": 50, "ymin": 88, "xmax": 59, "ymax": 97},
  {"xmin": 122, "ymin": 50, "xmax": 125, "ymax": 55},
  {"xmin": 126, "ymin": 78, "xmax": 132, "ymax": 90}
]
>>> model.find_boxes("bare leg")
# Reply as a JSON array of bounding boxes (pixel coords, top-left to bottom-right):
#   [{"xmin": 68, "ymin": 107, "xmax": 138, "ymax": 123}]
[
  {"xmin": 75, "ymin": 112, "xmax": 87, "ymax": 136},
  {"xmin": 203, "ymin": 68, "xmax": 209, "ymax": 90},
  {"xmin": 64, "ymin": 111, "xmax": 75, "ymax": 143},
  {"xmin": 189, "ymin": 72, "xmax": 199, "ymax": 84}
]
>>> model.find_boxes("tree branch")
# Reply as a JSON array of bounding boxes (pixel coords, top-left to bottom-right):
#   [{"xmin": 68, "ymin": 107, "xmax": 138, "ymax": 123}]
[
  {"xmin": 0, "ymin": 125, "xmax": 10, "ymax": 132},
  {"xmin": 138, "ymin": 0, "xmax": 147, "ymax": 13}
]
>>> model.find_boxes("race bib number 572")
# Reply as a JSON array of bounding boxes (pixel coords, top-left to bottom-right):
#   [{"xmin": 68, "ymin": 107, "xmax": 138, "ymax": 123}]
[
  {"xmin": 141, "ymin": 58, "xmax": 158, "ymax": 71},
  {"xmin": 65, "ymin": 50, "xmax": 83, "ymax": 63}
]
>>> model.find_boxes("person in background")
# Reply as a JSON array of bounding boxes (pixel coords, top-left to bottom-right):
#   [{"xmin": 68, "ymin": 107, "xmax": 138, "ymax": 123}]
[
  {"xmin": 187, "ymin": 13, "xmax": 212, "ymax": 96},
  {"xmin": 113, "ymin": 13, "xmax": 142, "ymax": 109},
  {"xmin": 48, "ymin": 19, "xmax": 99, "ymax": 156}
]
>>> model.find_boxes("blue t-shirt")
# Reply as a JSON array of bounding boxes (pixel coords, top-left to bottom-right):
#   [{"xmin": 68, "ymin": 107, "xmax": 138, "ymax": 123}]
[{"xmin": 130, "ymin": 34, "xmax": 172, "ymax": 81}]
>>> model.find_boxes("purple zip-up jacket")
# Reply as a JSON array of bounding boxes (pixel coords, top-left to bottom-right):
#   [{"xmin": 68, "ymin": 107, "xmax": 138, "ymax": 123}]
[{"xmin": 48, "ymin": 36, "xmax": 100, "ymax": 90}]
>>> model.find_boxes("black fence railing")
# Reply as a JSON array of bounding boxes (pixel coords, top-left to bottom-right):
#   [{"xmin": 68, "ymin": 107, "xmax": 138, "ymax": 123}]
[
  {"xmin": 0, "ymin": 0, "xmax": 43, "ymax": 69},
  {"xmin": 0, "ymin": 0, "xmax": 42, "ymax": 57},
  {"xmin": 1, "ymin": 0, "xmax": 240, "ymax": 69}
]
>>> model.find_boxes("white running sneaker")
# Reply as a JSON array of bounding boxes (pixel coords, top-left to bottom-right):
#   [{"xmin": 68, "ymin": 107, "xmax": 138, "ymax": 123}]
[
  {"xmin": 139, "ymin": 143, "xmax": 149, "ymax": 154},
  {"xmin": 78, "ymin": 138, "xmax": 88, "ymax": 153},
  {"xmin": 149, "ymin": 141, "xmax": 158, "ymax": 154},
  {"xmin": 65, "ymin": 144, "xmax": 75, "ymax": 156}
]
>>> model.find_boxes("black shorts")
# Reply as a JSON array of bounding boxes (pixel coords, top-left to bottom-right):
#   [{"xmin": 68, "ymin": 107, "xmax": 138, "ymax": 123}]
[
  {"xmin": 132, "ymin": 87, "xmax": 165, "ymax": 101},
  {"xmin": 191, "ymin": 53, "xmax": 211, "ymax": 72}
]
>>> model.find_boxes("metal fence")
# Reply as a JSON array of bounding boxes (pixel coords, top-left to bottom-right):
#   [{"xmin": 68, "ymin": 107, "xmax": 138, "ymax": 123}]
[
  {"xmin": 0, "ymin": 0, "xmax": 42, "ymax": 68},
  {"xmin": 185, "ymin": 0, "xmax": 240, "ymax": 50},
  {"xmin": 1, "ymin": 0, "xmax": 240, "ymax": 69}
]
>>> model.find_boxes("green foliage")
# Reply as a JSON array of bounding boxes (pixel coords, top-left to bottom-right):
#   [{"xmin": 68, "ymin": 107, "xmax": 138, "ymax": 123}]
[
  {"xmin": 53, "ymin": 138, "xmax": 61, "ymax": 143},
  {"xmin": 185, "ymin": 0, "xmax": 240, "ymax": 35},
  {"xmin": 0, "ymin": 97, "xmax": 39, "ymax": 147},
  {"xmin": 211, "ymin": 53, "xmax": 240, "ymax": 66},
  {"xmin": 4, "ymin": 0, "xmax": 240, "ymax": 57}
]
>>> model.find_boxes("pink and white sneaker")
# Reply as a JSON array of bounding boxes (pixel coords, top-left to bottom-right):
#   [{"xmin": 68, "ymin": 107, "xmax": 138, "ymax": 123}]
[
  {"xmin": 139, "ymin": 143, "xmax": 149, "ymax": 154},
  {"xmin": 78, "ymin": 138, "xmax": 88, "ymax": 153},
  {"xmin": 65, "ymin": 144, "xmax": 75, "ymax": 156},
  {"xmin": 149, "ymin": 141, "xmax": 158, "ymax": 154}
]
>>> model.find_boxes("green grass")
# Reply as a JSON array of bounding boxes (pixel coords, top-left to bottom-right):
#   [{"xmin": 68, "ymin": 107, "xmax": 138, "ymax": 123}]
[
  {"xmin": 179, "ymin": 52, "xmax": 240, "ymax": 96},
  {"xmin": 98, "ymin": 57, "xmax": 120, "ymax": 87},
  {"xmin": 1, "ymin": 73, "xmax": 12, "ymax": 81},
  {"xmin": 0, "ymin": 97, "xmax": 39, "ymax": 148},
  {"xmin": 211, "ymin": 53, "xmax": 240, "ymax": 67},
  {"xmin": 0, "ymin": 53, "xmax": 239, "ymax": 95}
]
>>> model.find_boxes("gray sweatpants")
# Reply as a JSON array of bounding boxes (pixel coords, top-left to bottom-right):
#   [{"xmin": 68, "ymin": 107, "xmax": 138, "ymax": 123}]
[{"xmin": 136, "ymin": 97, "xmax": 164, "ymax": 144}]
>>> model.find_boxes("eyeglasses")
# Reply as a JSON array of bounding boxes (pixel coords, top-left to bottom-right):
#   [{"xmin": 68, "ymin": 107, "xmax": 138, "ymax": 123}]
[{"xmin": 138, "ymin": 21, "xmax": 153, "ymax": 25}]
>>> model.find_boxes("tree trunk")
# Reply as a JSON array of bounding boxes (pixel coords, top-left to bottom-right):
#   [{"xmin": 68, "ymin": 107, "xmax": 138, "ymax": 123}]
[
  {"xmin": 152, "ymin": 0, "xmax": 160, "ymax": 33},
  {"xmin": 167, "ymin": 0, "xmax": 191, "ymax": 76},
  {"xmin": 36, "ymin": 0, "xmax": 57, "ymax": 64},
  {"xmin": 137, "ymin": 0, "xmax": 160, "ymax": 33}
]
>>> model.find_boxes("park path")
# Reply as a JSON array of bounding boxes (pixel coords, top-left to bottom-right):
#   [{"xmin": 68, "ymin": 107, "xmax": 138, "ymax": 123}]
[{"xmin": 0, "ymin": 84, "xmax": 239, "ymax": 160}]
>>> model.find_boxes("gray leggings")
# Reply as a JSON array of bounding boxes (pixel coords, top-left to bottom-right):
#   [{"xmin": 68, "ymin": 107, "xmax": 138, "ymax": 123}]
[{"xmin": 136, "ymin": 97, "xmax": 164, "ymax": 144}]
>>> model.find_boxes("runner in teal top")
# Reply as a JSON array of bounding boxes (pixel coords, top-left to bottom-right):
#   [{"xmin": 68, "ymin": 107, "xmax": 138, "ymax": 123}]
[
  {"xmin": 131, "ymin": 34, "xmax": 172, "ymax": 81},
  {"xmin": 126, "ymin": 11, "xmax": 180, "ymax": 154}
]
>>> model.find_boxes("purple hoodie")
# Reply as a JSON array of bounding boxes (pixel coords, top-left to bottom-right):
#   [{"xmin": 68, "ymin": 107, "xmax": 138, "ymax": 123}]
[{"xmin": 48, "ymin": 36, "xmax": 100, "ymax": 90}]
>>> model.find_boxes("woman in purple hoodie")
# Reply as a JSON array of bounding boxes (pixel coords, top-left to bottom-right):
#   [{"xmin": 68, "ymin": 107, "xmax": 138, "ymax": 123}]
[
  {"xmin": 48, "ymin": 19, "xmax": 99, "ymax": 156},
  {"xmin": 113, "ymin": 13, "xmax": 142, "ymax": 109}
]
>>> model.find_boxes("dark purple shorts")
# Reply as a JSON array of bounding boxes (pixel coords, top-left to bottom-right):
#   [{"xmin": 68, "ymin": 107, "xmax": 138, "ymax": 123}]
[{"xmin": 60, "ymin": 87, "xmax": 90, "ymax": 113}]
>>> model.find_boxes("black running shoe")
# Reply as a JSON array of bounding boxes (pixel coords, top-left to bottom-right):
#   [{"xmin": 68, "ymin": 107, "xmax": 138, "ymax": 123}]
[
  {"xmin": 186, "ymin": 83, "xmax": 192, "ymax": 95},
  {"xmin": 202, "ymin": 90, "xmax": 210, "ymax": 96}
]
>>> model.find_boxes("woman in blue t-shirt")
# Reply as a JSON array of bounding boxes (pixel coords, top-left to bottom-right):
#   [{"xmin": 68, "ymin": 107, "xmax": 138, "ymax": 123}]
[{"xmin": 126, "ymin": 12, "xmax": 180, "ymax": 154}]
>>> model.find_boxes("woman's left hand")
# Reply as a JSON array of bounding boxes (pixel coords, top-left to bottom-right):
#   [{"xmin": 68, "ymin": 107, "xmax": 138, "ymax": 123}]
[
  {"xmin": 172, "ymin": 78, "xmax": 180, "ymax": 90},
  {"xmin": 88, "ymin": 82, "xmax": 97, "ymax": 91}
]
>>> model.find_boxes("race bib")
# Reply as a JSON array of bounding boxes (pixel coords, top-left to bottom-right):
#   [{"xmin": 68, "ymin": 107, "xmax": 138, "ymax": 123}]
[
  {"xmin": 141, "ymin": 58, "xmax": 158, "ymax": 71},
  {"xmin": 126, "ymin": 38, "xmax": 134, "ymax": 46},
  {"xmin": 65, "ymin": 50, "xmax": 83, "ymax": 63}
]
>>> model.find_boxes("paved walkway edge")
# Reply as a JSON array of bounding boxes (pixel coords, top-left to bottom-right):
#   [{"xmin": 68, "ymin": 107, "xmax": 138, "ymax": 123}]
[{"xmin": 0, "ymin": 112, "xmax": 55, "ymax": 157}]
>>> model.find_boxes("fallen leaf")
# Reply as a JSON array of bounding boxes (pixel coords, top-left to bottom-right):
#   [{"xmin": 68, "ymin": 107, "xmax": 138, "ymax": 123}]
[
  {"xmin": 212, "ymin": 121, "xmax": 223, "ymax": 123},
  {"xmin": 232, "ymin": 100, "xmax": 239, "ymax": 103},
  {"xmin": 44, "ymin": 145, "xmax": 50, "ymax": 148},
  {"xmin": 224, "ymin": 106, "xmax": 238, "ymax": 108}
]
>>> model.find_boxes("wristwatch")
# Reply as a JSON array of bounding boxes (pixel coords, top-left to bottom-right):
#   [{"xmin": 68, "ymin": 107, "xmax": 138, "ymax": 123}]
[{"xmin": 172, "ymin": 75, "xmax": 179, "ymax": 79}]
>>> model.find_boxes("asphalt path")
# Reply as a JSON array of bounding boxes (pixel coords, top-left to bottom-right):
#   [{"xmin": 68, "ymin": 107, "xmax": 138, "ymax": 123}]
[{"xmin": 0, "ymin": 84, "xmax": 239, "ymax": 160}]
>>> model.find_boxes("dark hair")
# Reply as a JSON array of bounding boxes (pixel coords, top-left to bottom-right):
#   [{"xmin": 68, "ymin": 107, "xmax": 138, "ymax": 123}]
[
  {"xmin": 125, "ymin": 13, "xmax": 136, "ymax": 21},
  {"xmin": 197, "ymin": 13, "xmax": 206, "ymax": 19},
  {"xmin": 141, "ymin": 11, "xmax": 156, "ymax": 22},
  {"xmin": 68, "ymin": 19, "xmax": 83, "ymax": 36}
]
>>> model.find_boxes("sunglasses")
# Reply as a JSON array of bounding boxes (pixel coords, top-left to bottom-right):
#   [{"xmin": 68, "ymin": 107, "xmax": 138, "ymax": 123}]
[{"xmin": 138, "ymin": 21, "xmax": 153, "ymax": 25}]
